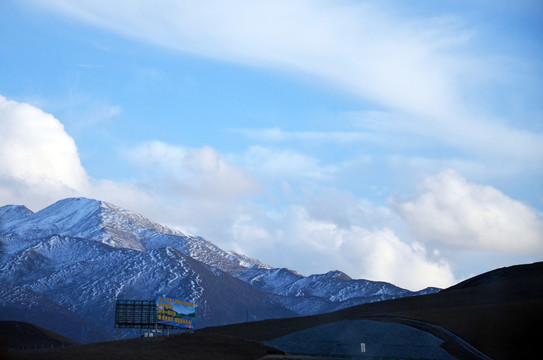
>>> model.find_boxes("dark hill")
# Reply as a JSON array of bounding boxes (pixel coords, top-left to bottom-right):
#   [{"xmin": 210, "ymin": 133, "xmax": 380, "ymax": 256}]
[
  {"xmin": 202, "ymin": 261, "xmax": 543, "ymax": 360},
  {"xmin": 2, "ymin": 332, "xmax": 282, "ymax": 360},
  {"xmin": 0, "ymin": 282, "xmax": 112, "ymax": 343},
  {"xmin": 0, "ymin": 321, "xmax": 78, "ymax": 352},
  {"xmin": 443, "ymin": 261, "xmax": 543, "ymax": 298}
]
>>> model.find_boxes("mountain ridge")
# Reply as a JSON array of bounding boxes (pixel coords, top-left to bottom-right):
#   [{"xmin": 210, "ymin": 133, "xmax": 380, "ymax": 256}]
[{"xmin": 0, "ymin": 197, "xmax": 439, "ymax": 342}]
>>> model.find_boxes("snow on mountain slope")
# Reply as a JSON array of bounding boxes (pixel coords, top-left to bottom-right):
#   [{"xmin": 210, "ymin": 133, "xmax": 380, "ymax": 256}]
[
  {"xmin": 225, "ymin": 251, "xmax": 272, "ymax": 269},
  {"xmin": 230, "ymin": 267, "xmax": 304, "ymax": 295},
  {"xmin": 0, "ymin": 198, "xmax": 270, "ymax": 271},
  {"xmin": 1, "ymin": 235, "xmax": 119, "ymax": 285},
  {"xmin": 23, "ymin": 244, "xmax": 207, "ymax": 329},
  {"xmin": 0, "ymin": 198, "xmax": 175, "ymax": 251},
  {"xmin": 229, "ymin": 267, "xmax": 430, "ymax": 303},
  {"xmin": 0, "ymin": 234, "xmax": 293, "ymax": 333},
  {"xmin": 285, "ymin": 271, "xmax": 411, "ymax": 301},
  {"xmin": 0, "ymin": 204, "xmax": 33, "ymax": 230},
  {"xmin": 140, "ymin": 233, "xmax": 267, "ymax": 271}
]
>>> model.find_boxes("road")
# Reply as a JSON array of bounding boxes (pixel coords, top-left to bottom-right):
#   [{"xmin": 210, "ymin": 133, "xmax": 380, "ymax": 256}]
[{"xmin": 371, "ymin": 316, "xmax": 493, "ymax": 360}]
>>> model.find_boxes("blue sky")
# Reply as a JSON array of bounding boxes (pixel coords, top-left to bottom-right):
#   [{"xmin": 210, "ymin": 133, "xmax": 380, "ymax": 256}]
[{"xmin": 1, "ymin": 0, "xmax": 542, "ymax": 290}]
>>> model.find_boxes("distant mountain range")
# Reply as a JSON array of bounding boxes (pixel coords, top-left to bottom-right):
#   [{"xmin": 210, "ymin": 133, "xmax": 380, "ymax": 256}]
[{"xmin": 0, "ymin": 197, "xmax": 439, "ymax": 343}]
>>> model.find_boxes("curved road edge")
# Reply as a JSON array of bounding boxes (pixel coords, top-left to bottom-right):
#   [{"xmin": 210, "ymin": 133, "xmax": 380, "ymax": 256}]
[{"xmin": 368, "ymin": 316, "xmax": 493, "ymax": 360}]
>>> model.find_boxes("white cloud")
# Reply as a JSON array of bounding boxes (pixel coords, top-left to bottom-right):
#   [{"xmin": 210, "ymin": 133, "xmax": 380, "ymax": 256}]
[
  {"xmin": 0, "ymin": 95, "xmax": 90, "ymax": 210},
  {"xmin": 240, "ymin": 146, "xmax": 336, "ymax": 181},
  {"xmin": 91, "ymin": 104, "xmax": 121, "ymax": 124},
  {"xmin": 339, "ymin": 227, "xmax": 455, "ymax": 290},
  {"xmin": 126, "ymin": 141, "xmax": 259, "ymax": 200},
  {"xmin": 393, "ymin": 170, "xmax": 543, "ymax": 254},
  {"xmin": 228, "ymin": 204, "xmax": 455, "ymax": 290},
  {"xmin": 300, "ymin": 188, "xmax": 394, "ymax": 229},
  {"xmin": 0, "ymin": 97, "xmax": 198, "ymax": 233},
  {"xmin": 234, "ymin": 127, "xmax": 377, "ymax": 144}
]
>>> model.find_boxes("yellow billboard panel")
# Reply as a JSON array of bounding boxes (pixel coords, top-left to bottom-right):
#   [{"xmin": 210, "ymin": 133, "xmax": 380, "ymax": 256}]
[{"xmin": 156, "ymin": 294, "xmax": 195, "ymax": 329}]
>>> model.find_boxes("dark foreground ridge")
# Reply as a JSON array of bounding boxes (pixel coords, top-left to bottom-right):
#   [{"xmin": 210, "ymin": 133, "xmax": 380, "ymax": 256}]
[
  {"xmin": 0, "ymin": 321, "xmax": 78, "ymax": 352},
  {"xmin": 201, "ymin": 261, "xmax": 543, "ymax": 360},
  {"xmin": 1, "ymin": 332, "xmax": 283, "ymax": 360},
  {"xmin": 2, "ymin": 262, "xmax": 542, "ymax": 360}
]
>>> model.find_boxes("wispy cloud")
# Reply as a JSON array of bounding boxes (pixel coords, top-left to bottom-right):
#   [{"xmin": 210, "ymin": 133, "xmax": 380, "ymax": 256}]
[
  {"xmin": 76, "ymin": 64, "xmax": 103, "ymax": 69},
  {"xmin": 233, "ymin": 127, "xmax": 379, "ymax": 144},
  {"xmin": 239, "ymin": 146, "xmax": 338, "ymax": 181},
  {"xmin": 33, "ymin": 0, "xmax": 542, "ymax": 163},
  {"xmin": 125, "ymin": 141, "xmax": 260, "ymax": 200}
]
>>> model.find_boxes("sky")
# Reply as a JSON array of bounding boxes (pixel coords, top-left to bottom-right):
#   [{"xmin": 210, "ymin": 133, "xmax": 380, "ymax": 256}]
[{"xmin": 1, "ymin": 0, "xmax": 542, "ymax": 290}]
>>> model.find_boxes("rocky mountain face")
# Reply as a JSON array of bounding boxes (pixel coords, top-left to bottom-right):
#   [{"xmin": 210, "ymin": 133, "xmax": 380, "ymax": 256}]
[{"xmin": 0, "ymin": 198, "xmax": 439, "ymax": 343}]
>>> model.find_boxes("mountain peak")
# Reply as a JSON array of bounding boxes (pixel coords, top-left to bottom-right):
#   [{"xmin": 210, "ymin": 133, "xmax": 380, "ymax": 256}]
[
  {"xmin": 0, "ymin": 197, "xmax": 177, "ymax": 251},
  {"xmin": 0, "ymin": 197, "xmax": 263, "ymax": 271},
  {"xmin": 324, "ymin": 270, "xmax": 352, "ymax": 281},
  {"xmin": 0, "ymin": 204, "xmax": 34, "ymax": 215},
  {"xmin": 0, "ymin": 204, "xmax": 34, "ymax": 226},
  {"xmin": 34, "ymin": 197, "xmax": 102, "ymax": 221},
  {"xmin": 226, "ymin": 251, "xmax": 273, "ymax": 269}
]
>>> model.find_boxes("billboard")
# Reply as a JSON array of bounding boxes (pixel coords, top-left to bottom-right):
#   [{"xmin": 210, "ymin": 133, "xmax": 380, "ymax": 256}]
[
  {"xmin": 114, "ymin": 300, "xmax": 157, "ymax": 329},
  {"xmin": 156, "ymin": 294, "xmax": 195, "ymax": 329}
]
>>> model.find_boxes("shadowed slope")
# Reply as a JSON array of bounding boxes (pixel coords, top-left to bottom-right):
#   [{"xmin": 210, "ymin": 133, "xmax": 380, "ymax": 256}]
[
  {"xmin": 3, "ymin": 332, "xmax": 283, "ymax": 360},
  {"xmin": 202, "ymin": 262, "xmax": 543, "ymax": 360},
  {"xmin": 0, "ymin": 321, "xmax": 78, "ymax": 352}
]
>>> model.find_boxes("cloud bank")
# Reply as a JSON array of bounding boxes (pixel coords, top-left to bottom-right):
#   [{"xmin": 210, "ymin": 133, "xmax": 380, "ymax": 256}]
[
  {"xmin": 0, "ymin": 96, "xmax": 90, "ymax": 209},
  {"xmin": 394, "ymin": 170, "xmax": 543, "ymax": 255},
  {"xmin": 229, "ymin": 205, "xmax": 455, "ymax": 290}
]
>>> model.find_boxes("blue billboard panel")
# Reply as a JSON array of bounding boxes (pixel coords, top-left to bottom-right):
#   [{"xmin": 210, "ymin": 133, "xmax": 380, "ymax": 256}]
[{"xmin": 156, "ymin": 294, "xmax": 195, "ymax": 329}]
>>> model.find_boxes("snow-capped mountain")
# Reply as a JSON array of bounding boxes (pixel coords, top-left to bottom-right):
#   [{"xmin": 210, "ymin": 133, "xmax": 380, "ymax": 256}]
[
  {"xmin": 0, "ymin": 198, "xmax": 265, "ymax": 271},
  {"xmin": 231, "ymin": 268, "xmax": 429, "ymax": 302},
  {"xmin": 0, "ymin": 197, "xmax": 439, "ymax": 343}
]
